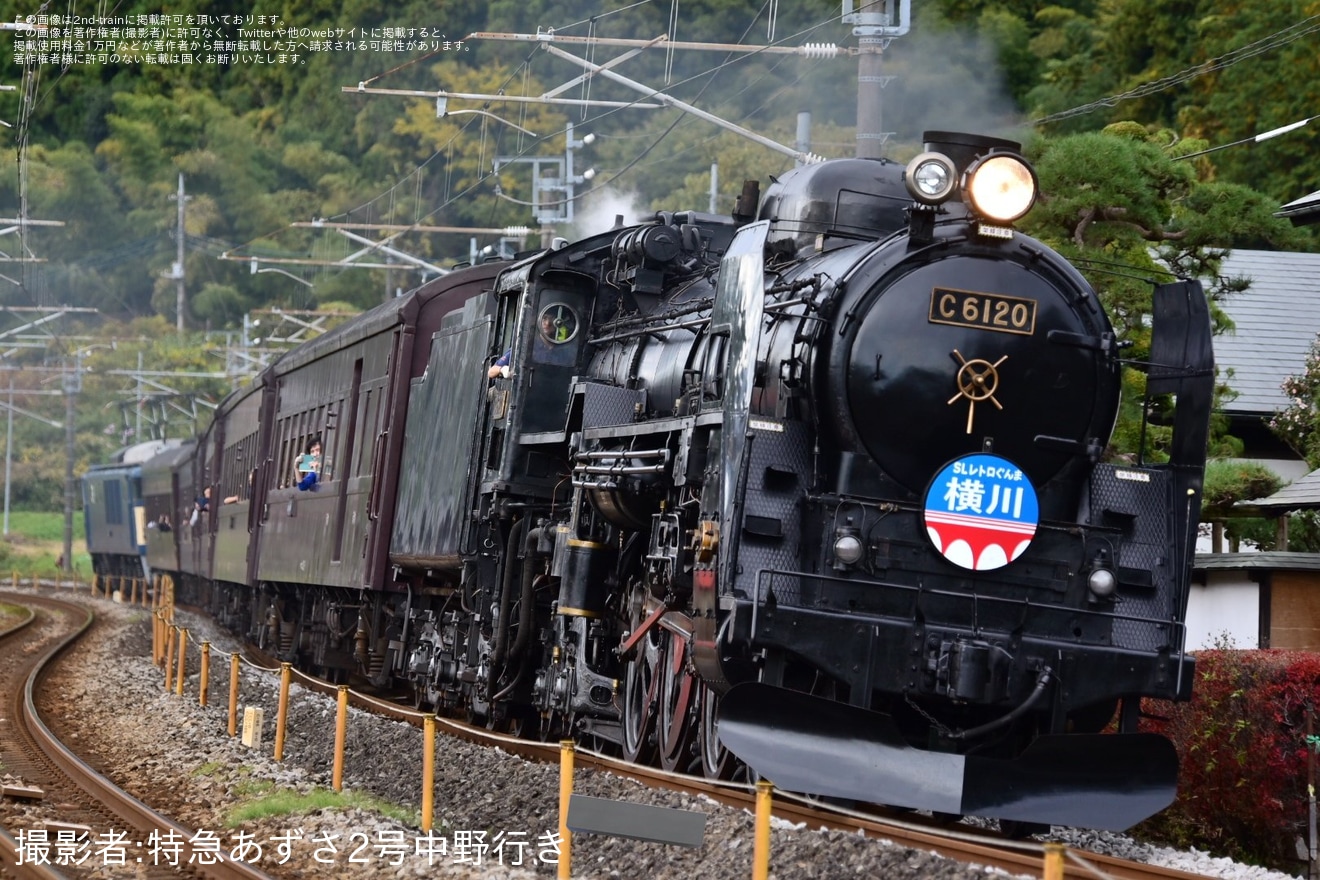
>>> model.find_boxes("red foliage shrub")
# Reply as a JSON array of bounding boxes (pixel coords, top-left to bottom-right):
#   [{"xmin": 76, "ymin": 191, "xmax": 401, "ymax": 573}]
[{"xmin": 1140, "ymin": 649, "xmax": 1320, "ymax": 867}]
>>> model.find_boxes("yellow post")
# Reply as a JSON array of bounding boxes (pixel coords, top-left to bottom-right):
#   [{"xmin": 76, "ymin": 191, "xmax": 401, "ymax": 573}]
[
  {"xmin": 332, "ymin": 685, "xmax": 350, "ymax": 791},
  {"xmin": 151, "ymin": 613, "xmax": 159, "ymax": 666},
  {"xmin": 753, "ymin": 780, "xmax": 773, "ymax": 880},
  {"xmin": 11, "ymin": 571, "xmax": 16, "ymax": 590},
  {"xmin": 164, "ymin": 626, "xmax": 176, "ymax": 692},
  {"xmin": 421, "ymin": 715, "xmax": 436, "ymax": 831},
  {"xmin": 174, "ymin": 628, "xmax": 188, "ymax": 696},
  {"xmin": 558, "ymin": 740, "xmax": 575, "ymax": 880},
  {"xmin": 128, "ymin": 578, "xmax": 136, "ymax": 605},
  {"xmin": 273, "ymin": 662, "xmax": 292, "ymax": 761},
  {"xmin": 1042, "ymin": 842, "xmax": 1065, "ymax": 880},
  {"xmin": 199, "ymin": 642, "xmax": 211, "ymax": 707},
  {"xmin": 227, "ymin": 653, "xmax": 240, "ymax": 737},
  {"xmin": 91, "ymin": 574, "xmax": 97, "ymax": 597}
]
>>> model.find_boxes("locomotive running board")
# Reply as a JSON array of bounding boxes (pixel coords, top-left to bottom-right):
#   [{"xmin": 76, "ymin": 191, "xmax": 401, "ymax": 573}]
[{"xmin": 717, "ymin": 683, "xmax": 1178, "ymax": 832}]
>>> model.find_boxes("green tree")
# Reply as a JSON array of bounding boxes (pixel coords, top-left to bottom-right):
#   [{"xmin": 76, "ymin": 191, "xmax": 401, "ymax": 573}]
[
  {"xmin": 1269, "ymin": 334, "xmax": 1320, "ymax": 469},
  {"xmin": 1020, "ymin": 0, "xmax": 1320, "ymax": 203},
  {"xmin": 1025, "ymin": 124, "xmax": 1305, "ymax": 460}
]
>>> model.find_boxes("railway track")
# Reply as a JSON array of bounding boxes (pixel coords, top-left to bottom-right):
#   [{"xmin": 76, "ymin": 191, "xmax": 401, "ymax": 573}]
[
  {"xmin": 0, "ymin": 592, "xmax": 278, "ymax": 880},
  {"xmin": 256, "ymin": 649, "xmax": 1218, "ymax": 880}
]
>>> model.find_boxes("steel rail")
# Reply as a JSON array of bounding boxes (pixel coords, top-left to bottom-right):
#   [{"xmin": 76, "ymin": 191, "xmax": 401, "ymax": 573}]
[
  {"xmin": 0, "ymin": 601, "xmax": 61, "ymax": 880},
  {"xmin": 4, "ymin": 593, "xmax": 280, "ymax": 880},
  {"xmin": 243, "ymin": 640, "xmax": 1212, "ymax": 880}
]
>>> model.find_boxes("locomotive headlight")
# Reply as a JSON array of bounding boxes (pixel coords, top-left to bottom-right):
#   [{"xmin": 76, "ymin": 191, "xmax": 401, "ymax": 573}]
[
  {"xmin": 904, "ymin": 152, "xmax": 958, "ymax": 204},
  {"xmin": 1088, "ymin": 567, "xmax": 1117, "ymax": 598},
  {"xmin": 964, "ymin": 154, "xmax": 1037, "ymax": 223}
]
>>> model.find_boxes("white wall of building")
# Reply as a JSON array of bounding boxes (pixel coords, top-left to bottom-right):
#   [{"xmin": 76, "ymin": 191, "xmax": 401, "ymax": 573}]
[{"xmin": 1184, "ymin": 572, "xmax": 1260, "ymax": 649}]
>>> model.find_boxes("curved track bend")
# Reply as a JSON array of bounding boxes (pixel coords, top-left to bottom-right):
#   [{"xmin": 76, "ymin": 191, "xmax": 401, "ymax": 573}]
[{"xmin": 0, "ymin": 592, "xmax": 278, "ymax": 880}]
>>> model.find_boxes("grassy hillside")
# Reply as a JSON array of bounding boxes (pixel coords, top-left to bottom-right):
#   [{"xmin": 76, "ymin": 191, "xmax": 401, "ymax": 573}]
[{"xmin": 1, "ymin": 511, "xmax": 88, "ymax": 578}]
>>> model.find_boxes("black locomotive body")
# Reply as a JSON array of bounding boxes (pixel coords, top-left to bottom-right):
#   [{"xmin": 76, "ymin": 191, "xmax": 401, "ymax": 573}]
[{"xmin": 99, "ymin": 131, "xmax": 1212, "ymax": 831}]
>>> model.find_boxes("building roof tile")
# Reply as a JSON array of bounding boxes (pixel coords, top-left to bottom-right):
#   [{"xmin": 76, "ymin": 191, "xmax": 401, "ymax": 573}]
[{"xmin": 1215, "ymin": 249, "xmax": 1320, "ymax": 416}]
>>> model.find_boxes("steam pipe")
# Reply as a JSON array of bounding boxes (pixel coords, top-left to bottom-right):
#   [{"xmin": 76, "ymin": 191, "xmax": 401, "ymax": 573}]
[
  {"xmin": 575, "ymin": 464, "xmax": 668, "ymax": 476},
  {"xmin": 508, "ymin": 526, "xmax": 544, "ymax": 663},
  {"xmin": 491, "ymin": 524, "xmax": 545, "ymax": 703},
  {"xmin": 489, "ymin": 518, "xmax": 526, "ymax": 680},
  {"xmin": 575, "ymin": 449, "xmax": 668, "ymax": 460}
]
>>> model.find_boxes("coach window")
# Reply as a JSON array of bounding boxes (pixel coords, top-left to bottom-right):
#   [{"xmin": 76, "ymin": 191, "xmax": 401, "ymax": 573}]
[
  {"xmin": 279, "ymin": 418, "xmax": 296, "ymax": 488},
  {"xmin": 356, "ymin": 389, "xmax": 373, "ymax": 475},
  {"xmin": 105, "ymin": 480, "xmax": 123, "ymax": 525},
  {"xmin": 318, "ymin": 404, "xmax": 331, "ymax": 480},
  {"xmin": 274, "ymin": 419, "xmax": 286, "ymax": 487}
]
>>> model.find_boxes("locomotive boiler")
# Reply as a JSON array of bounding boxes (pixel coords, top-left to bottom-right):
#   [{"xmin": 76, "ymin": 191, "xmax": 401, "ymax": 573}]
[{"xmin": 113, "ymin": 131, "xmax": 1212, "ymax": 833}]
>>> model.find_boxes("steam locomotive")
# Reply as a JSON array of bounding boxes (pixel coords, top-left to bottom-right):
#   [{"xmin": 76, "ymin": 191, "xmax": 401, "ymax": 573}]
[{"xmin": 85, "ymin": 131, "xmax": 1213, "ymax": 832}]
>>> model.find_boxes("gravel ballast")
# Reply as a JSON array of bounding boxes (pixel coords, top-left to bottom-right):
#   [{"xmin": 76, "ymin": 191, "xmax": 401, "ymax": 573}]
[{"xmin": 20, "ymin": 591, "xmax": 1307, "ymax": 880}]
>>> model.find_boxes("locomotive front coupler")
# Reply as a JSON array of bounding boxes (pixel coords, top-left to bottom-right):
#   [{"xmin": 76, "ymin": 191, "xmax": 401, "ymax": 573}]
[{"xmin": 929, "ymin": 636, "xmax": 1012, "ymax": 704}]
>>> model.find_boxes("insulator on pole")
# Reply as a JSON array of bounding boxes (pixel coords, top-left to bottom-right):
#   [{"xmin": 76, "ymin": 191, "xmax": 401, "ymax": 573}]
[{"xmin": 799, "ymin": 42, "xmax": 839, "ymax": 59}]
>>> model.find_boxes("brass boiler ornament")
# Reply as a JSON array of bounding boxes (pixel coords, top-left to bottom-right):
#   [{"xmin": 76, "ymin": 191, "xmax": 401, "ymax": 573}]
[{"xmin": 947, "ymin": 348, "xmax": 1007, "ymax": 433}]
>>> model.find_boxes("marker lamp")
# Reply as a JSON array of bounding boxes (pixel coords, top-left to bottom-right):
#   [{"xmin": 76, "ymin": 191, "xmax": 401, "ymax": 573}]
[
  {"xmin": 904, "ymin": 152, "xmax": 958, "ymax": 205},
  {"xmin": 1088, "ymin": 567, "xmax": 1117, "ymax": 598},
  {"xmin": 834, "ymin": 534, "xmax": 865, "ymax": 566}
]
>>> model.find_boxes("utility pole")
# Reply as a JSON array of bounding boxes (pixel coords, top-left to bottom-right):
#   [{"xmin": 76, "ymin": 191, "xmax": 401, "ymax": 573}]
[
  {"xmin": 0, "ymin": 373, "xmax": 66, "ymax": 538},
  {"xmin": 500, "ymin": 124, "xmax": 598, "ymax": 249},
  {"xmin": 135, "ymin": 351, "xmax": 143, "ymax": 441},
  {"xmin": 4, "ymin": 379, "xmax": 11, "ymax": 536},
  {"xmin": 62, "ymin": 354, "xmax": 80, "ymax": 573},
  {"xmin": 168, "ymin": 174, "xmax": 190, "ymax": 332},
  {"xmin": 844, "ymin": 0, "xmax": 911, "ymax": 159}
]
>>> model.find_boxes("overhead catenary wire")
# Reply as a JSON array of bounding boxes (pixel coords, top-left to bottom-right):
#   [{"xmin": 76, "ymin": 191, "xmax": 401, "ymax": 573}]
[
  {"xmin": 495, "ymin": 2, "xmax": 815, "ymax": 213},
  {"xmin": 231, "ymin": 9, "xmax": 841, "ymax": 260},
  {"xmin": 484, "ymin": 7, "xmax": 835, "ymax": 200},
  {"xmin": 1174, "ymin": 114, "xmax": 1320, "ymax": 160},
  {"xmin": 1034, "ymin": 13, "xmax": 1320, "ymax": 125}
]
